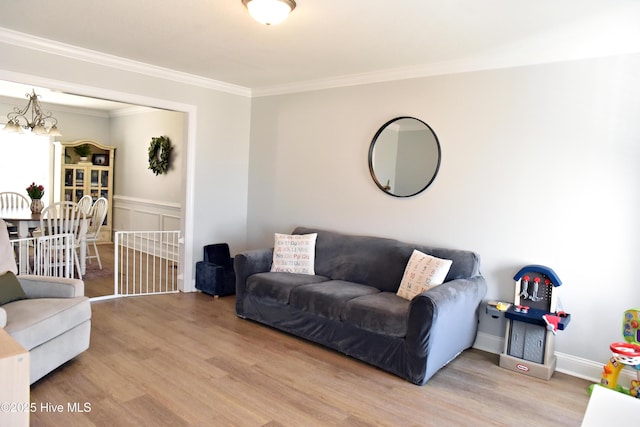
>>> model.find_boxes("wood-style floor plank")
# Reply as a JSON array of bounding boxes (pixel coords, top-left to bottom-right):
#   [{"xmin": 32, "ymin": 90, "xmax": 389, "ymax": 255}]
[{"xmin": 27, "ymin": 291, "xmax": 592, "ymax": 427}]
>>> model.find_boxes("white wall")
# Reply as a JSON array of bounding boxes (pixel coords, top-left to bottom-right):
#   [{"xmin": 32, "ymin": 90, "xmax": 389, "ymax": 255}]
[
  {"xmin": 110, "ymin": 109, "xmax": 185, "ymax": 203},
  {"xmin": 247, "ymin": 53, "xmax": 640, "ymax": 372},
  {"xmin": 0, "ymin": 40, "xmax": 252, "ymax": 290}
]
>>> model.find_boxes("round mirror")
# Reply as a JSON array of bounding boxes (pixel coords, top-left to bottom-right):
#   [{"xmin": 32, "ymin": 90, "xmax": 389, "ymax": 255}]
[{"xmin": 368, "ymin": 116, "xmax": 441, "ymax": 197}]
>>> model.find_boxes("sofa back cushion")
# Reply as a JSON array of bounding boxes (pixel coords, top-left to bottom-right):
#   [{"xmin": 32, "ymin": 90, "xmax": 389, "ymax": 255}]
[{"xmin": 293, "ymin": 227, "xmax": 481, "ymax": 293}]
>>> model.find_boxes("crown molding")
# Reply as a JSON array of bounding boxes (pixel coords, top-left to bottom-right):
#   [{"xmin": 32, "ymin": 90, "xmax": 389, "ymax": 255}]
[
  {"xmin": 250, "ymin": 49, "xmax": 638, "ymax": 97},
  {"xmin": 0, "ymin": 27, "xmax": 251, "ymax": 98}
]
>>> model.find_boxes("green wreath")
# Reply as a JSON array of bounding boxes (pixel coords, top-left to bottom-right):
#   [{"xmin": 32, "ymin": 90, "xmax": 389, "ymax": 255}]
[{"xmin": 148, "ymin": 136, "xmax": 173, "ymax": 175}]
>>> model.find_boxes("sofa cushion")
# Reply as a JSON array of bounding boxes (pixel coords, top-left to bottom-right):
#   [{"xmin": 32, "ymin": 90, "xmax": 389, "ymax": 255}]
[
  {"xmin": 271, "ymin": 233, "xmax": 317, "ymax": 274},
  {"xmin": 246, "ymin": 272, "xmax": 330, "ymax": 304},
  {"xmin": 396, "ymin": 250, "xmax": 452, "ymax": 300},
  {"xmin": 341, "ymin": 292, "xmax": 411, "ymax": 338},
  {"xmin": 293, "ymin": 227, "xmax": 481, "ymax": 289},
  {"xmin": 289, "ymin": 280, "xmax": 380, "ymax": 320},
  {"xmin": 2, "ymin": 297, "xmax": 91, "ymax": 350},
  {"xmin": 293, "ymin": 228, "xmax": 411, "ymax": 292},
  {"xmin": 0, "ymin": 271, "xmax": 26, "ymax": 305}
]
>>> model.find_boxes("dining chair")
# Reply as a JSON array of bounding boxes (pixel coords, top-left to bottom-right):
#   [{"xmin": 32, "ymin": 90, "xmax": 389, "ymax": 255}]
[
  {"xmin": 0, "ymin": 192, "xmax": 29, "ymax": 209},
  {"xmin": 85, "ymin": 197, "xmax": 108, "ymax": 269},
  {"xmin": 76, "ymin": 194, "xmax": 93, "ymax": 216},
  {"xmin": 39, "ymin": 201, "xmax": 84, "ymax": 279},
  {"xmin": 0, "ymin": 192, "xmax": 30, "ymax": 238}
]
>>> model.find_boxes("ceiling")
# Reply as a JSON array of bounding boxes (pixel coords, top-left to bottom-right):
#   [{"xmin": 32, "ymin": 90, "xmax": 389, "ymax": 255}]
[{"xmin": 1, "ymin": 0, "xmax": 640, "ymax": 108}]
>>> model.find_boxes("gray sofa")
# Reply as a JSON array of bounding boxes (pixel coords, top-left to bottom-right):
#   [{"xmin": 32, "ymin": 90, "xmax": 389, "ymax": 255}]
[
  {"xmin": 235, "ymin": 227, "xmax": 487, "ymax": 385},
  {"xmin": 0, "ymin": 220, "xmax": 91, "ymax": 384}
]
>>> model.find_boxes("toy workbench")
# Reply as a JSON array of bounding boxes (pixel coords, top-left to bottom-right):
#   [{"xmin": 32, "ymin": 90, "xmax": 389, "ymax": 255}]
[{"xmin": 494, "ymin": 265, "xmax": 571, "ymax": 380}]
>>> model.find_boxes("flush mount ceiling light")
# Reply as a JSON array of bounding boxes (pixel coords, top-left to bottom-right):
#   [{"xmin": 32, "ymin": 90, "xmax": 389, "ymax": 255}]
[{"xmin": 242, "ymin": 0, "xmax": 296, "ymax": 25}]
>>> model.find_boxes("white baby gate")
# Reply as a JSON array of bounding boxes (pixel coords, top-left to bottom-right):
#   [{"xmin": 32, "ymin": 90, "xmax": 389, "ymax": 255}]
[
  {"xmin": 10, "ymin": 236, "xmax": 34, "ymax": 275},
  {"xmin": 10, "ymin": 234, "xmax": 76, "ymax": 278},
  {"xmin": 11, "ymin": 231, "xmax": 181, "ymax": 298},
  {"xmin": 113, "ymin": 231, "xmax": 181, "ymax": 297}
]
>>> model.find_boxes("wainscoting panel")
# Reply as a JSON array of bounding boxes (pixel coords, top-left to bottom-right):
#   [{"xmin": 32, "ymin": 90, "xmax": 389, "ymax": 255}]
[
  {"xmin": 162, "ymin": 215, "xmax": 180, "ymax": 231},
  {"xmin": 112, "ymin": 195, "xmax": 181, "ymax": 233},
  {"xmin": 133, "ymin": 210, "xmax": 161, "ymax": 232},
  {"xmin": 111, "ymin": 196, "xmax": 182, "ymax": 296}
]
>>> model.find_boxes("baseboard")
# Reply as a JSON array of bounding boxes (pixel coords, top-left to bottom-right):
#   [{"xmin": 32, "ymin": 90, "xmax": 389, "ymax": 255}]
[{"xmin": 473, "ymin": 332, "xmax": 637, "ymax": 385}]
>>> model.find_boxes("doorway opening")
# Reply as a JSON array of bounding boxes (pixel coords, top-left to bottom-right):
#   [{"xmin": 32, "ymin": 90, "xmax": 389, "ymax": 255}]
[{"xmin": 0, "ymin": 78, "xmax": 196, "ymax": 298}]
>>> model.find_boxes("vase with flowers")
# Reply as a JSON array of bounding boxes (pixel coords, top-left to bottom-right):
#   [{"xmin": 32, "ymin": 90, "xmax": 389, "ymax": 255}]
[{"xmin": 26, "ymin": 182, "xmax": 45, "ymax": 214}]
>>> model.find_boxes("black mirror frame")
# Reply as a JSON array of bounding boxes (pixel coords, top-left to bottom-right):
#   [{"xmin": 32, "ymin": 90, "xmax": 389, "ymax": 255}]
[{"xmin": 368, "ymin": 116, "xmax": 441, "ymax": 198}]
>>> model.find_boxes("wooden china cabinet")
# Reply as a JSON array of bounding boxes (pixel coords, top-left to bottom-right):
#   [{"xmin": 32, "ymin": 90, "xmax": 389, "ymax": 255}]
[{"xmin": 54, "ymin": 139, "xmax": 115, "ymax": 243}]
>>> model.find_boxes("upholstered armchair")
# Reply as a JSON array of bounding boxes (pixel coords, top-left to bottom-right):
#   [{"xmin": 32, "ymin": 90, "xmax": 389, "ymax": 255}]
[
  {"xmin": 195, "ymin": 243, "xmax": 236, "ymax": 297},
  {"xmin": 0, "ymin": 219, "xmax": 91, "ymax": 384}
]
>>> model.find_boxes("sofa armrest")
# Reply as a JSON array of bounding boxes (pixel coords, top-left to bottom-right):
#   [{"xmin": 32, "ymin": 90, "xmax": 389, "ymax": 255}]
[
  {"xmin": 406, "ymin": 276, "xmax": 487, "ymax": 381},
  {"xmin": 17, "ymin": 275, "xmax": 85, "ymax": 298},
  {"xmin": 233, "ymin": 248, "xmax": 273, "ymax": 312},
  {"xmin": 0, "ymin": 307, "xmax": 6, "ymax": 328}
]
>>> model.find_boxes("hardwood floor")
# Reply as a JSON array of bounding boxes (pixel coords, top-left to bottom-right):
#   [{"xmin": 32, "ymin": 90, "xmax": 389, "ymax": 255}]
[
  {"xmin": 28, "ymin": 291, "xmax": 593, "ymax": 427},
  {"xmin": 83, "ymin": 243, "xmax": 116, "ymax": 298}
]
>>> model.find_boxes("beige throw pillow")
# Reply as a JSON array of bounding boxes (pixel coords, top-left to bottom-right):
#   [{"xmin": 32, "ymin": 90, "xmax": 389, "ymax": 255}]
[
  {"xmin": 396, "ymin": 249, "xmax": 452, "ymax": 300},
  {"xmin": 270, "ymin": 233, "xmax": 317, "ymax": 275}
]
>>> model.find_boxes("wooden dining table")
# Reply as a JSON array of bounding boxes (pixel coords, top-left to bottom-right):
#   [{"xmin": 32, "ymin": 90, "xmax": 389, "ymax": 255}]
[{"xmin": 0, "ymin": 207, "xmax": 89, "ymax": 276}]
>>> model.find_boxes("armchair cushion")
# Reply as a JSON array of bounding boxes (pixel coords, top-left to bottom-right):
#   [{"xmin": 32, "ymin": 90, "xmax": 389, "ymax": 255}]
[
  {"xmin": 3, "ymin": 297, "xmax": 91, "ymax": 351},
  {"xmin": 0, "ymin": 271, "xmax": 27, "ymax": 305},
  {"xmin": 17, "ymin": 276, "xmax": 84, "ymax": 298},
  {"xmin": 0, "ymin": 218, "xmax": 91, "ymax": 384}
]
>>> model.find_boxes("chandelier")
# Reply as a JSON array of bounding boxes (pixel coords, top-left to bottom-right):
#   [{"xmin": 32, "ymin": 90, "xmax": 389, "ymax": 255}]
[
  {"xmin": 3, "ymin": 89, "xmax": 62, "ymax": 136},
  {"xmin": 242, "ymin": 0, "xmax": 296, "ymax": 25}
]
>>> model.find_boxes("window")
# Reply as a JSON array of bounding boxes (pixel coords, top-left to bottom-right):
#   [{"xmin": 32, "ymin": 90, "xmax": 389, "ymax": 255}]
[{"xmin": 0, "ymin": 130, "xmax": 53, "ymax": 202}]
